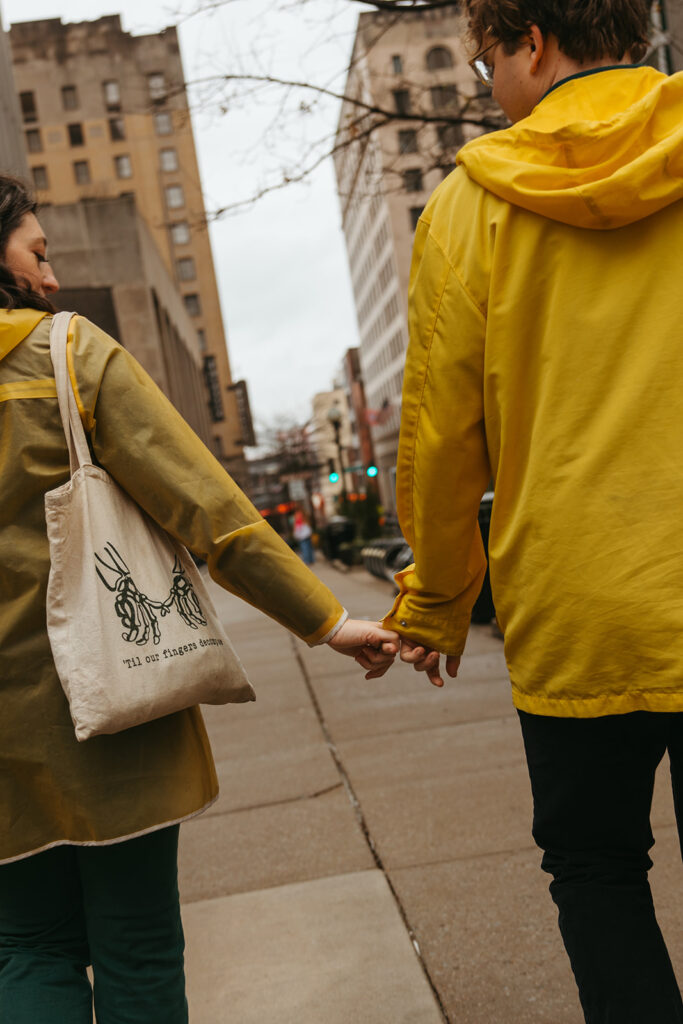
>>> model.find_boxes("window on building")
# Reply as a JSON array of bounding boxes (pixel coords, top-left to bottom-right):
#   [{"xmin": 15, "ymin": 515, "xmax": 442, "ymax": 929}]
[
  {"xmin": 20, "ymin": 91, "xmax": 37, "ymax": 123},
  {"xmin": 31, "ymin": 165, "xmax": 48, "ymax": 190},
  {"xmin": 159, "ymin": 147, "xmax": 178, "ymax": 172},
  {"xmin": 103, "ymin": 80, "xmax": 121, "ymax": 110},
  {"xmin": 148, "ymin": 73, "xmax": 166, "ymax": 101},
  {"xmin": 392, "ymin": 89, "xmax": 411, "ymax": 116},
  {"xmin": 426, "ymin": 46, "xmax": 454, "ymax": 70},
  {"xmin": 154, "ymin": 112, "xmax": 173, "ymax": 135},
  {"xmin": 114, "ymin": 154, "xmax": 132, "ymax": 179},
  {"xmin": 61, "ymin": 85, "xmax": 79, "ymax": 111},
  {"xmin": 403, "ymin": 168, "xmax": 423, "ymax": 193},
  {"xmin": 67, "ymin": 123, "xmax": 84, "ymax": 146},
  {"xmin": 176, "ymin": 256, "xmax": 196, "ymax": 281},
  {"xmin": 392, "ymin": 54, "xmax": 403, "ymax": 74},
  {"xmin": 398, "ymin": 129, "xmax": 418, "ymax": 154},
  {"xmin": 25, "ymin": 128, "xmax": 42, "ymax": 153},
  {"xmin": 409, "ymin": 206, "xmax": 424, "ymax": 231},
  {"xmin": 431, "ymin": 85, "xmax": 459, "ymax": 111},
  {"xmin": 184, "ymin": 293, "xmax": 201, "ymax": 317},
  {"xmin": 108, "ymin": 117, "xmax": 125, "ymax": 141},
  {"xmin": 170, "ymin": 220, "xmax": 191, "ymax": 245},
  {"xmin": 197, "ymin": 329, "xmax": 207, "ymax": 353},
  {"xmin": 73, "ymin": 160, "xmax": 91, "ymax": 185},
  {"xmin": 165, "ymin": 184, "xmax": 184, "ymax": 209},
  {"xmin": 437, "ymin": 122, "xmax": 464, "ymax": 149}
]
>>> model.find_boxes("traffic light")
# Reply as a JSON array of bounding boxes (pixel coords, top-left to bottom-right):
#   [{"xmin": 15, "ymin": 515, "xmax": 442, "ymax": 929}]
[
  {"xmin": 366, "ymin": 465, "xmax": 378, "ymax": 478},
  {"xmin": 328, "ymin": 458, "xmax": 339, "ymax": 484}
]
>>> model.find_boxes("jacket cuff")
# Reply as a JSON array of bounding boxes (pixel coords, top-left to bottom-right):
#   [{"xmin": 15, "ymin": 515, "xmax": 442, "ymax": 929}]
[
  {"xmin": 305, "ymin": 607, "xmax": 348, "ymax": 646},
  {"xmin": 382, "ymin": 606, "xmax": 471, "ymax": 657},
  {"xmin": 314, "ymin": 609, "xmax": 349, "ymax": 646}
]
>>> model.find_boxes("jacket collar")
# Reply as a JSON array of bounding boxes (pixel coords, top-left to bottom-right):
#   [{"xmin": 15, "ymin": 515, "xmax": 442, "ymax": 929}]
[{"xmin": 0, "ymin": 310, "xmax": 48, "ymax": 363}]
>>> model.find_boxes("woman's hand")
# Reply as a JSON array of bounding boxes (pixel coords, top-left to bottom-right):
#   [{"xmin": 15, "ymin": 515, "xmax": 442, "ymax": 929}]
[
  {"xmin": 327, "ymin": 620, "xmax": 400, "ymax": 679},
  {"xmin": 400, "ymin": 637, "xmax": 461, "ymax": 688}
]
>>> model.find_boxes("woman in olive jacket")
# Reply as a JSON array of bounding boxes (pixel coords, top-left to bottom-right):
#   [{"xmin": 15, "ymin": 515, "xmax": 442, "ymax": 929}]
[{"xmin": 0, "ymin": 175, "xmax": 398, "ymax": 1024}]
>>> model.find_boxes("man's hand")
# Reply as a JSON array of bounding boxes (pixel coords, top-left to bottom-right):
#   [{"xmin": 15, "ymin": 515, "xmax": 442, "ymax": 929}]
[
  {"xmin": 400, "ymin": 637, "xmax": 461, "ymax": 688},
  {"xmin": 327, "ymin": 620, "xmax": 400, "ymax": 679}
]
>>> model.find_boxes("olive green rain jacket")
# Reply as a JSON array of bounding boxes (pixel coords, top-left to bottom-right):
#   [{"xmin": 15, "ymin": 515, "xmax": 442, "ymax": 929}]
[
  {"xmin": 0, "ymin": 311, "xmax": 344, "ymax": 864},
  {"xmin": 384, "ymin": 66, "xmax": 683, "ymax": 717}
]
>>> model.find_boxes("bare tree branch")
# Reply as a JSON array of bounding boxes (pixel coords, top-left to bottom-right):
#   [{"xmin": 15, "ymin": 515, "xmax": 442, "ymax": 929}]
[
  {"xmin": 345, "ymin": 0, "xmax": 458, "ymax": 9},
  {"xmin": 188, "ymin": 72, "xmax": 501, "ymax": 130}
]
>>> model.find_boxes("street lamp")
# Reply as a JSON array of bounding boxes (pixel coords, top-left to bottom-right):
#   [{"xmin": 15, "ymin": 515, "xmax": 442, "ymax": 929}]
[{"xmin": 326, "ymin": 404, "xmax": 348, "ymax": 503}]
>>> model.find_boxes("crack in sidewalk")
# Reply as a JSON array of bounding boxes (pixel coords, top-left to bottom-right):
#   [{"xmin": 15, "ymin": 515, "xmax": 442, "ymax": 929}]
[
  {"xmin": 291, "ymin": 636, "xmax": 451, "ymax": 1024},
  {"xmin": 209, "ymin": 782, "xmax": 344, "ymax": 818}
]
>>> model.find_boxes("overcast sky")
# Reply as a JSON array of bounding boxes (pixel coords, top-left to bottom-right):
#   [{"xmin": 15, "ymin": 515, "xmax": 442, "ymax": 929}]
[{"xmin": 2, "ymin": 0, "xmax": 368, "ymax": 435}]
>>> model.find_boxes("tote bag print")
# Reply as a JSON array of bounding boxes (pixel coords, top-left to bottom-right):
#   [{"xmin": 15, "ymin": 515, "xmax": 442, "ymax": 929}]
[
  {"xmin": 45, "ymin": 311, "xmax": 255, "ymax": 742},
  {"xmin": 95, "ymin": 541, "xmax": 220, "ymax": 663}
]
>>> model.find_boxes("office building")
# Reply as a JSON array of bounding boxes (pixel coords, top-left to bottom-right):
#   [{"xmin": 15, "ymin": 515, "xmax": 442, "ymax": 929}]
[{"xmin": 333, "ymin": 7, "xmax": 503, "ymax": 506}]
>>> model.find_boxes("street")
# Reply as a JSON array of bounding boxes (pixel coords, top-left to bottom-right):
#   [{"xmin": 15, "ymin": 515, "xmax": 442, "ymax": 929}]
[{"xmin": 179, "ymin": 562, "xmax": 683, "ymax": 1023}]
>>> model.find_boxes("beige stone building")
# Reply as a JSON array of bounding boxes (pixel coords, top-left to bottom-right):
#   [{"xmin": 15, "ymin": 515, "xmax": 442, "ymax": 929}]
[
  {"xmin": 310, "ymin": 389, "xmax": 354, "ymax": 514},
  {"xmin": 333, "ymin": 8, "xmax": 499, "ymax": 508},
  {"xmin": 9, "ymin": 15, "xmax": 248, "ymax": 484}
]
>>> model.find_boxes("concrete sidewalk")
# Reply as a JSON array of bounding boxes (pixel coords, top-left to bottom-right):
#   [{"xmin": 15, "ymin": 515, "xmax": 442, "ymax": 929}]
[{"xmin": 179, "ymin": 562, "xmax": 683, "ymax": 1023}]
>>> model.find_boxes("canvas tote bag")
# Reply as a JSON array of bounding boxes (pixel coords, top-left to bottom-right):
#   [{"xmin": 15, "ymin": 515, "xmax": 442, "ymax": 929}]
[{"xmin": 45, "ymin": 311, "xmax": 255, "ymax": 742}]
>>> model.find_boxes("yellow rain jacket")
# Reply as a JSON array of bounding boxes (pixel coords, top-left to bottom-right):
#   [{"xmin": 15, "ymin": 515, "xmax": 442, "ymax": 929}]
[
  {"xmin": 0, "ymin": 311, "xmax": 344, "ymax": 864},
  {"xmin": 384, "ymin": 66, "xmax": 683, "ymax": 717}
]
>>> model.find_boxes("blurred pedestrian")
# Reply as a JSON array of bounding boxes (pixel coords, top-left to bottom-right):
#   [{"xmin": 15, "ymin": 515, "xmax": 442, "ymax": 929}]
[
  {"xmin": 293, "ymin": 508, "xmax": 314, "ymax": 564},
  {"xmin": 383, "ymin": 2, "xmax": 683, "ymax": 1021},
  {"xmin": 0, "ymin": 174, "xmax": 399, "ymax": 1024}
]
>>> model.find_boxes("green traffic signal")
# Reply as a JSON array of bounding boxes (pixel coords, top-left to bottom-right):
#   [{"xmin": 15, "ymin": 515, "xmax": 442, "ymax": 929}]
[{"xmin": 366, "ymin": 465, "xmax": 378, "ymax": 478}]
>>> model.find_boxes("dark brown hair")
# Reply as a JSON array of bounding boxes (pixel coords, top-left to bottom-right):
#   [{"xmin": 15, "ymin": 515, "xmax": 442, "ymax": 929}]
[
  {"xmin": 465, "ymin": 0, "xmax": 650, "ymax": 63},
  {"xmin": 0, "ymin": 174, "xmax": 56, "ymax": 312}
]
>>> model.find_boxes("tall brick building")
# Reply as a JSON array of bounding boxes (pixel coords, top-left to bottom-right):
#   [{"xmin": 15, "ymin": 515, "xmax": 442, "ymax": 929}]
[{"xmin": 9, "ymin": 15, "xmax": 251, "ymax": 483}]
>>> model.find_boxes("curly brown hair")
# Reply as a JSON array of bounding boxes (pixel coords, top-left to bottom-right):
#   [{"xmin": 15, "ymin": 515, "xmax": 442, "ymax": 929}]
[
  {"xmin": 0, "ymin": 174, "xmax": 56, "ymax": 313},
  {"xmin": 464, "ymin": 0, "xmax": 650, "ymax": 63}
]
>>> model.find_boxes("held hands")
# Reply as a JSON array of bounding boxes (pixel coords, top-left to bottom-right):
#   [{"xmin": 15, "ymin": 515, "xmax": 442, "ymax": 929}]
[
  {"xmin": 399, "ymin": 637, "xmax": 461, "ymax": 688},
  {"xmin": 327, "ymin": 619, "xmax": 400, "ymax": 679},
  {"xmin": 326, "ymin": 621, "xmax": 461, "ymax": 686}
]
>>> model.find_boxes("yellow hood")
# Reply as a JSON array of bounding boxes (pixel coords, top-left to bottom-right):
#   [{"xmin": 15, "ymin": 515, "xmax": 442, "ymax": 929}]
[
  {"xmin": 457, "ymin": 66, "xmax": 683, "ymax": 229},
  {"xmin": 0, "ymin": 309, "xmax": 47, "ymax": 361}
]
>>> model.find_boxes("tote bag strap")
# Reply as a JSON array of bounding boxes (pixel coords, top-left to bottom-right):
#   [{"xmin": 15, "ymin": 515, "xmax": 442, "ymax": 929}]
[{"xmin": 49, "ymin": 311, "xmax": 92, "ymax": 475}]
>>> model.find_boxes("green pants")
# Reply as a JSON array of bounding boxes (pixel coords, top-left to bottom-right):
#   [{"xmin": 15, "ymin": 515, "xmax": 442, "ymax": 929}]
[{"xmin": 0, "ymin": 825, "xmax": 187, "ymax": 1023}]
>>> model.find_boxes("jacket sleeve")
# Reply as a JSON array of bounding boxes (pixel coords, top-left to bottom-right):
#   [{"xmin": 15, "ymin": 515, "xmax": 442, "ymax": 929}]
[
  {"xmin": 382, "ymin": 218, "xmax": 491, "ymax": 657},
  {"xmin": 66, "ymin": 316, "xmax": 345, "ymax": 646}
]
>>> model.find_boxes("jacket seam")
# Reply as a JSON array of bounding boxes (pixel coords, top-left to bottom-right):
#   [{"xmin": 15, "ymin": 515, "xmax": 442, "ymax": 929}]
[
  {"xmin": 66, "ymin": 316, "xmax": 89, "ymax": 430},
  {"xmin": 405, "ymin": 261, "xmax": 452, "ymax": 540},
  {"xmin": 405, "ymin": 241, "xmax": 487, "ymax": 539},
  {"xmin": 428, "ymin": 229, "xmax": 488, "ymax": 324},
  {"xmin": 512, "ymin": 685, "xmax": 683, "ymax": 702}
]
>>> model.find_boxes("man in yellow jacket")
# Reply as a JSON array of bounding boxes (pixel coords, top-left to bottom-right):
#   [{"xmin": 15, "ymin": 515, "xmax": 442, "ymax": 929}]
[{"xmin": 382, "ymin": 1, "xmax": 683, "ymax": 1020}]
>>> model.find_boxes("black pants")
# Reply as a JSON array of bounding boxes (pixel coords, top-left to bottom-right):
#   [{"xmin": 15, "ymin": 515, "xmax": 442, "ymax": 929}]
[{"xmin": 518, "ymin": 710, "xmax": 683, "ymax": 1024}]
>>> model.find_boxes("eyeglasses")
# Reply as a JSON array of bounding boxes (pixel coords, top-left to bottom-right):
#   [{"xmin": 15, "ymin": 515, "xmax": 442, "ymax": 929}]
[{"xmin": 468, "ymin": 39, "xmax": 499, "ymax": 88}]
